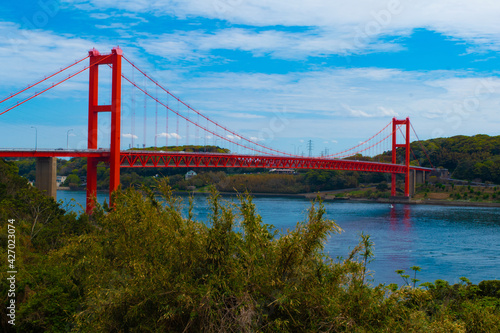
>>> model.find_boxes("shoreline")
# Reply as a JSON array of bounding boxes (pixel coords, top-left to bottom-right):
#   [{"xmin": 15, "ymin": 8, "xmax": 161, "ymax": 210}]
[{"xmin": 58, "ymin": 187, "xmax": 500, "ymax": 208}]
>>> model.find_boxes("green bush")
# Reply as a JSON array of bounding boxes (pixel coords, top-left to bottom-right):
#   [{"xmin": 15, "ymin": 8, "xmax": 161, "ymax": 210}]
[{"xmin": 1, "ymin": 164, "xmax": 499, "ymax": 332}]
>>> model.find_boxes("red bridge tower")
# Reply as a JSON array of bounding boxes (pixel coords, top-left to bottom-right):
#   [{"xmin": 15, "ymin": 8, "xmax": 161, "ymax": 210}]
[
  {"xmin": 86, "ymin": 48, "xmax": 122, "ymax": 213},
  {"xmin": 391, "ymin": 117, "xmax": 410, "ymax": 197}
]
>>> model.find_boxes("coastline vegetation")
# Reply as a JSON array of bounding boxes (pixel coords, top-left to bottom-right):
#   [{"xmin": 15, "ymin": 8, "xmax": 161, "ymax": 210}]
[{"xmin": 1, "ymin": 158, "xmax": 499, "ymax": 332}]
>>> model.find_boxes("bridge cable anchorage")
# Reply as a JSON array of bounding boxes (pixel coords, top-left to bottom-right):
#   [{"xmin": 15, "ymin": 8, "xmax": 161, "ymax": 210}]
[
  {"xmin": 325, "ymin": 120, "xmax": 392, "ymax": 158},
  {"xmin": 0, "ymin": 55, "xmax": 112, "ymax": 116},
  {"xmin": 120, "ymin": 72, "xmax": 294, "ymax": 156},
  {"xmin": 411, "ymin": 123, "xmax": 434, "ymax": 168},
  {"xmin": 0, "ymin": 55, "xmax": 90, "ymax": 106},
  {"xmin": 122, "ymin": 56, "xmax": 297, "ymax": 157}
]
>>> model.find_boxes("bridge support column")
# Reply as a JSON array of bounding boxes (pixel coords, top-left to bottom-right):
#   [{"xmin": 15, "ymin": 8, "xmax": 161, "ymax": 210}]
[
  {"xmin": 86, "ymin": 157, "xmax": 97, "ymax": 212},
  {"xmin": 86, "ymin": 47, "xmax": 122, "ymax": 214},
  {"xmin": 417, "ymin": 170, "xmax": 427, "ymax": 184},
  {"xmin": 412, "ymin": 170, "xmax": 427, "ymax": 195},
  {"xmin": 409, "ymin": 169, "xmax": 416, "ymax": 196},
  {"xmin": 391, "ymin": 117, "xmax": 411, "ymax": 197},
  {"xmin": 35, "ymin": 157, "xmax": 57, "ymax": 200}
]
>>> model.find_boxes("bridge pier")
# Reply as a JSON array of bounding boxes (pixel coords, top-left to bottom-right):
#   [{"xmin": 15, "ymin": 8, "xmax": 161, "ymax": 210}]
[
  {"xmin": 35, "ymin": 156, "xmax": 57, "ymax": 200},
  {"xmin": 409, "ymin": 169, "xmax": 428, "ymax": 196}
]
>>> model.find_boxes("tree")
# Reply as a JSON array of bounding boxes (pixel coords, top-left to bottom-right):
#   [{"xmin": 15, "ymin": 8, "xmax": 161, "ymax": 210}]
[
  {"xmin": 62, "ymin": 174, "xmax": 81, "ymax": 189},
  {"xmin": 376, "ymin": 182, "xmax": 389, "ymax": 191}
]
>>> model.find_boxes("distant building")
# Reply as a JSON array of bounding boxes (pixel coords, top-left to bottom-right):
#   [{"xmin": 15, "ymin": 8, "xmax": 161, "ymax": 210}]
[
  {"xmin": 56, "ymin": 175, "xmax": 67, "ymax": 187},
  {"xmin": 185, "ymin": 170, "xmax": 197, "ymax": 180},
  {"xmin": 269, "ymin": 168, "xmax": 297, "ymax": 175}
]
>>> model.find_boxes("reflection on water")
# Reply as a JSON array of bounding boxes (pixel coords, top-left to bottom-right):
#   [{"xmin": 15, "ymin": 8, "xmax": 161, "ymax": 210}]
[
  {"xmin": 58, "ymin": 191, "xmax": 500, "ymax": 286},
  {"xmin": 386, "ymin": 205, "xmax": 413, "ymax": 281}
]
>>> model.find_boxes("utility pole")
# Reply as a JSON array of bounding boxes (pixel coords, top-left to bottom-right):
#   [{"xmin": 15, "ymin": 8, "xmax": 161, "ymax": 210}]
[{"xmin": 307, "ymin": 140, "xmax": 313, "ymax": 157}]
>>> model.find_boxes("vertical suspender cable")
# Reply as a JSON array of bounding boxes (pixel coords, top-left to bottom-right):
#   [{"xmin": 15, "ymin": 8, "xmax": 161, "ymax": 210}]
[
  {"xmin": 155, "ymin": 85, "xmax": 158, "ymax": 149},
  {"xmin": 176, "ymin": 99, "xmax": 180, "ymax": 147},
  {"xmin": 131, "ymin": 68, "xmax": 135, "ymax": 148},
  {"xmin": 166, "ymin": 94, "xmax": 169, "ymax": 148},
  {"xmin": 143, "ymin": 77, "xmax": 147, "ymax": 149}
]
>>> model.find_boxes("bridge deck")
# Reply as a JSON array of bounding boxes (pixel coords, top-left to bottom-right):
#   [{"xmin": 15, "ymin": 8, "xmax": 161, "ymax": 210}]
[{"xmin": 0, "ymin": 149, "xmax": 433, "ymax": 174}]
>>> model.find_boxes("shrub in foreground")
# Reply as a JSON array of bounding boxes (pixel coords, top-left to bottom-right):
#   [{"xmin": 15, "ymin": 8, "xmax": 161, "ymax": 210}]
[{"xmin": 1, "ymin": 179, "xmax": 499, "ymax": 332}]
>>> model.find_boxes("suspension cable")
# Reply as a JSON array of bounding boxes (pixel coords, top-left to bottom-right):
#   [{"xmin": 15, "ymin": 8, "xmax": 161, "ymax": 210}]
[
  {"xmin": 0, "ymin": 55, "xmax": 90, "ymax": 106},
  {"xmin": 122, "ymin": 56, "xmax": 296, "ymax": 157},
  {"xmin": 338, "ymin": 124, "xmax": 403, "ymax": 159},
  {"xmin": 0, "ymin": 55, "xmax": 112, "ymax": 116},
  {"xmin": 325, "ymin": 120, "xmax": 392, "ymax": 158},
  {"xmin": 410, "ymin": 123, "xmax": 434, "ymax": 168},
  {"xmin": 121, "ymin": 72, "xmax": 283, "ymax": 156}
]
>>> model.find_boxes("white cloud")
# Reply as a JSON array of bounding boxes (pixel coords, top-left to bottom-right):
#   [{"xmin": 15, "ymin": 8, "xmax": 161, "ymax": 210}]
[
  {"xmin": 227, "ymin": 112, "xmax": 265, "ymax": 119},
  {"xmin": 377, "ymin": 106, "xmax": 399, "ymax": 117},
  {"xmin": 157, "ymin": 132, "xmax": 181, "ymax": 139},
  {"xmin": 95, "ymin": 23, "xmax": 132, "ymax": 29},
  {"xmin": 68, "ymin": 0, "xmax": 500, "ymax": 55},
  {"xmin": 342, "ymin": 104, "xmax": 373, "ymax": 118},
  {"xmin": 122, "ymin": 133, "xmax": 139, "ymax": 139},
  {"xmin": 140, "ymin": 27, "xmax": 402, "ymax": 61},
  {"xmin": 0, "ymin": 22, "xmax": 104, "ymax": 91},
  {"xmin": 167, "ymin": 68, "xmax": 500, "ymax": 141},
  {"xmin": 3, "ymin": 0, "xmax": 500, "ymax": 152}
]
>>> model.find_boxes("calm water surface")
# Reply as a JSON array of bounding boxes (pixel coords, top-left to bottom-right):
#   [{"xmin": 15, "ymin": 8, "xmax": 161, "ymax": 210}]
[{"xmin": 58, "ymin": 190, "xmax": 500, "ymax": 286}]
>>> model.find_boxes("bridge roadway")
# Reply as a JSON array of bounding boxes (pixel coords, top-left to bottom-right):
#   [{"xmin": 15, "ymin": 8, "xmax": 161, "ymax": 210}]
[{"xmin": 0, "ymin": 149, "xmax": 433, "ymax": 173}]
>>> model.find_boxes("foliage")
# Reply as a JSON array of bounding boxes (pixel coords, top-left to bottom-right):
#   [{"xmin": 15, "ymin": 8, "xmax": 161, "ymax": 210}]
[
  {"xmin": 1, "ymin": 159, "xmax": 499, "ymax": 332},
  {"xmin": 402, "ymin": 134, "xmax": 500, "ymax": 183},
  {"xmin": 129, "ymin": 145, "xmax": 230, "ymax": 154},
  {"xmin": 0, "ymin": 159, "xmax": 91, "ymax": 332}
]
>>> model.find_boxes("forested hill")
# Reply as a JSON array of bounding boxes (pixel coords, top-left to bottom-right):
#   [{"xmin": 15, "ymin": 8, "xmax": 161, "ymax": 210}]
[{"xmin": 406, "ymin": 134, "xmax": 500, "ymax": 183}]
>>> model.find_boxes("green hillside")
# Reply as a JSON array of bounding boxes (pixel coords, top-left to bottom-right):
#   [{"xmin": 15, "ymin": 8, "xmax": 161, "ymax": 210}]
[{"xmin": 403, "ymin": 134, "xmax": 500, "ymax": 183}]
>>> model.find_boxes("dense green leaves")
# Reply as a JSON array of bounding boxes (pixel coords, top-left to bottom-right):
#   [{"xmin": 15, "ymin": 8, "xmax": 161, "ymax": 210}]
[
  {"xmin": 1, "ymin": 158, "xmax": 499, "ymax": 332},
  {"xmin": 407, "ymin": 134, "xmax": 500, "ymax": 183}
]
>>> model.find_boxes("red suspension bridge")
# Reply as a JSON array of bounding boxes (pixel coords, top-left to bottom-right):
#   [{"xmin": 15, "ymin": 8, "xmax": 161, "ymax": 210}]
[{"xmin": 0, "ymin": 48, "xmax": 434, "ymax": 213}]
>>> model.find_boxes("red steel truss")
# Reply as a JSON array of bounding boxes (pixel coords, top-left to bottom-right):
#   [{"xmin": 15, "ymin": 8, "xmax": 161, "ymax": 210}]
[
  {"xmin": 0, "ymin": 149, "xmax": 431, "ymax": 175},
  {"xmin": 119, "ymin": 151, "xmax": 429, "ymax": 174}
]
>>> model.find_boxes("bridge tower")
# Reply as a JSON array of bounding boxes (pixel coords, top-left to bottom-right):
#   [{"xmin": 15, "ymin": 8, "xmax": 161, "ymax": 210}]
[
  {"xmin": 86, "ymin": 48, "xmax": 122, "ymax": 213},
  {"xmin": 391, "ymin": 117, "xmax": 410, "ymax": 197}
]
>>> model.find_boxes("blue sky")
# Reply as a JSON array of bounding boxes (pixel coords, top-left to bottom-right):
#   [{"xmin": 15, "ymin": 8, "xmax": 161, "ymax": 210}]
[{"xmin": 1, "ymin": 0, "xmax": 500, "ymax": 156}]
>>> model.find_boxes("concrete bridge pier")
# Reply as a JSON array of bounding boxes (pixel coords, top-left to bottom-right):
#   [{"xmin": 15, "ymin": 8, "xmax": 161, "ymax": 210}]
[
  {"xmin": 409, "ymin": 170, "xmax": 428, "ymax": 196},
  {"xmin": 35, "ymin": 157, "xmax": 57, "ymax": 200}
]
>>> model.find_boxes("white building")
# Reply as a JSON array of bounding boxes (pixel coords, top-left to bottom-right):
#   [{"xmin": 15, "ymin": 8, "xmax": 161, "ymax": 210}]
[
  {"xmin": 56, "ymin": 175, "xmax": 67, "ymax": 187},
  {"xmin": 185, "ymin": 170, "xmax": 197, "ymax": 180}
]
